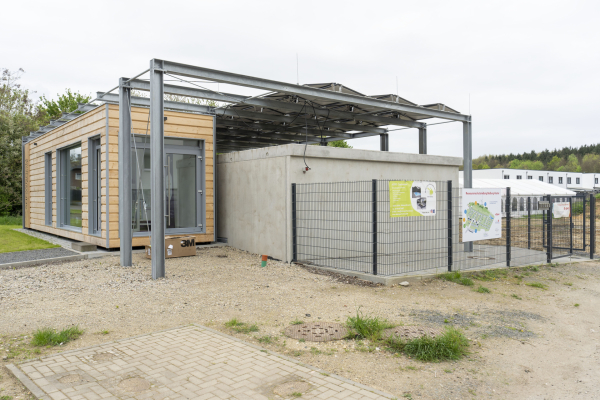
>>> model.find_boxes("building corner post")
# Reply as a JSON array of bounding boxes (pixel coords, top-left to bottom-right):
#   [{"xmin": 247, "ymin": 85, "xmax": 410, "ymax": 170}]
[
  {"xmin": 379, "ymin": 133, "xmax": 389, "ymax": 151},
  {"xmin": 150, "ymin": 59, "xmax": 166, "ymax": 279},
  {"xmin": 418, "ymin": 125, "xmax": 427, "ymax": 154},
  {"xmin": 463, "ymin": 118, "xmax": 473, "ymax": 252},
  {"xmin": 118, "ymin": 77, "xmax": 132, "ymax": 267}
]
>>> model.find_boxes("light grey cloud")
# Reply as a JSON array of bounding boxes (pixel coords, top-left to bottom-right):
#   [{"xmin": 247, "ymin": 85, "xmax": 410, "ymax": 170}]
[{"xmin": 2, "ymin": 0, "xmax": 598, "ymax": 158}]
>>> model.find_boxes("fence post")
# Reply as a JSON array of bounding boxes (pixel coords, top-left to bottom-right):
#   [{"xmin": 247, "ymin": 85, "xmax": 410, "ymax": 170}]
[
  {"xmin": 372, "ymin": 179, "xmax": 378, "ymax": 276},
  {"xmin": 291, "ymin": 183, "xmax": 297, "ymax": 263},
  {"xmin": 527, "ymin": 196, "xmax": 531, "ymax": 249},
  {"xmin": 591, "ymin": 194, "xmax": 596, "ymax": 259},
  {"xmin": 447, "ymin": 180, "xmax": 453, "ymax": 272},
  {"xmin": 547, "ymin": 195, "xmax": 553, "ymax": 263},
  {"xmin": 506, "ymin": 187, "xmax": 511, "ymax": 267},
  {"xmin": 569, "ymin": 197, "xmax": 573, "ymax": 254},
  {"xmin": 583, "ymin": 195, "xmax": 587, "ymax": 251}
]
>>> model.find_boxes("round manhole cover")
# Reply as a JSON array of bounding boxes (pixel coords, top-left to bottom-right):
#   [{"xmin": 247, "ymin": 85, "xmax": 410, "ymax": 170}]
[
  {"xmin": 284, "ymin": 322, "xmax": 347, "ymax": 342},
  {"xmin": 117, "ymin": 377, "xmax": 151, "ymax": 392},
  {"xmin": 92, "ymin": 353, "xmax": 115, "ymax": 362},
  {"xmin": 273, "ymin": 381, "xmax": 312, "ymax": 396},
  {"xmin": 58, "ymin": 374, "xmax": 82, "ymax": 384},
  {"xmin": 383, "ymin": 326, "xmax": 443, "ymax": 340}
]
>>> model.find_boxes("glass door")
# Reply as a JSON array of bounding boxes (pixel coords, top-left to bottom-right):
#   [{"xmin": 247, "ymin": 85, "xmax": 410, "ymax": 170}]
[{"xmin": 131, "ymin": 137, "xmax": 204, "ymax": 235}]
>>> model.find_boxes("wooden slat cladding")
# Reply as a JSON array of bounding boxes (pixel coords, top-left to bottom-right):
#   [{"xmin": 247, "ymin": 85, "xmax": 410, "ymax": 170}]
[
  {"xmin": 24, "ymin": 143, "xmax": 31, "ymax": 228},
  {"xmin": 26, "ymin": 106, "xmax": 107, "ymax": 246},
  {"xmin": 25, "ymin": 103, "xmax": 215, "ymax": 249}
]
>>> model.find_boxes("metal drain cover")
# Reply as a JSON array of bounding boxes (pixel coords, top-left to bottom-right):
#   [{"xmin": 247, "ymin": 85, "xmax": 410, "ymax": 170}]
[
  {"xmin": 284, "ymin": 322, "xmax": 347, "ymax": 342},
  {"xmin": 383, "ymin": 326, "xmax": 443, "ymax": 340}
]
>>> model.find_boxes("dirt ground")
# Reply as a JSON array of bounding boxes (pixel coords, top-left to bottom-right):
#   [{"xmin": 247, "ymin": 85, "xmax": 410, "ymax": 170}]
[{"xmin": 1, "ymin": 246, "xmax": 599, "ymax": 400}]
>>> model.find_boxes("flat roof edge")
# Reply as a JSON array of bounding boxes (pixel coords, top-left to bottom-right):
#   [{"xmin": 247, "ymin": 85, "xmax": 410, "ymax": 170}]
[{"xmin": 217, "ymin": 144, "xmax": 463, "ymax": 167}]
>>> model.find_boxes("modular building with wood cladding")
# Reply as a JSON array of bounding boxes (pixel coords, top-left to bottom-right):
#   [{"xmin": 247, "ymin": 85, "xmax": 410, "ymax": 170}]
[{"xmin": 22, "ymin": 103, "xmax": 215, "ymax": 249}]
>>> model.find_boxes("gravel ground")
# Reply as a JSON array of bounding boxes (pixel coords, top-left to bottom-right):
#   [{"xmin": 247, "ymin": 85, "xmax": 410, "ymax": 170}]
[
  {"xmin": 0, "ymin": 247, "xmax": 78, "ymax": 265},
  {"xmin": 1, "ymin": 246, "xmax": 600, "ymax": 399}
]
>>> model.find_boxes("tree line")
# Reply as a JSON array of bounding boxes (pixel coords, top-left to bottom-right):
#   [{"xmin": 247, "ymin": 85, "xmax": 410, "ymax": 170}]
[{"xmin": 471, "ymin": 144, "xmax": 600, "ymax": 173}]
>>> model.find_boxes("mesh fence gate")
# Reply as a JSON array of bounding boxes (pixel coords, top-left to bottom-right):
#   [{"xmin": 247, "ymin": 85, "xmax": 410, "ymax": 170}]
[{"xmin": 291, "ymin": 180, "xmax": 595, "ymax": 277}]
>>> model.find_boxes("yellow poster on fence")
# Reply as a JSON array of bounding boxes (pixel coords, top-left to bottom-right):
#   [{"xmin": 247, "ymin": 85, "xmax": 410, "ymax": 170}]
[{"xmin": 389, "ymin": 181, "xmax": 436, "ymax": 218}]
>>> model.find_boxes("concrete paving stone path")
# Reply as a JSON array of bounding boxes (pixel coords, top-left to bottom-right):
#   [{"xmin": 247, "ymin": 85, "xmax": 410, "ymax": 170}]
[{"xmin": 8, "ymin": 325, "xmax": 394, "ymax": 400}]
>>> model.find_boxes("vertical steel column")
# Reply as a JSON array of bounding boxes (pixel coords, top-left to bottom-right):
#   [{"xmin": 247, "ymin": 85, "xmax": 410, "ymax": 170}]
[
  {"xmin": 527, "ymin": 197, "xmax": 531, "ymax": 249},
  {"xmin": 583, "ymin": 195, "xmax": 586, "ymax": 251},
  {"xmin": 506, "ymin": 187, "xmax": 511, "ymax": 267},
  {"xmin": 291, "ymin": 183, "xmax": 297, "ymax": 263},
  {"xmin": 590, "ymin": 195, "xmax": 596, "ymax": 259},
  {"xmin": 150, "ymin": 59, "xmax": 165, "ymax": 279},
  {"xmin": 379, "ymin": 133, "xmax": 389, "ymax": 151},
  {"xmin": 463, "ymin": 119, "xmax": 473, "ymax": 252},
  {"xmin": 118, "ymin": 77, "xmax": 132, "ymax": 267},
  {"xmin": 569, "ymin": 197, "xmax": 573, "ymax": 254},
  {"xmin": 547, "ymin": 195, "xmax": 553, "ymax": 263},
  {"xmin": 447, "ymin": 180, "xmax": 453, "ymax": 272},
  {"xmin": 418, "ymin": 126, "xmax": 427, "ymax": 154},
  {"xmin": 372, "ymin": 179, "xmax": 378, "ymax": 276}
]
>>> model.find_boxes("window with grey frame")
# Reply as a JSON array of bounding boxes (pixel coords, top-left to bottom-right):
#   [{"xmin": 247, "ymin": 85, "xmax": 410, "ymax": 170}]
[
  {"xmin": 89, "ymin": 138, "xmax": 102, "ymax": 235},
  {"xmin": 45, "ymin": 152, "xmax": 52, "ymax": 226},
  {"xmin": 130, "ymin": 136, "xmax": 205, "ymax": 235},
  {"xmin": 59, "ymin": 144, "xmax": 82, "ymax": 229}
]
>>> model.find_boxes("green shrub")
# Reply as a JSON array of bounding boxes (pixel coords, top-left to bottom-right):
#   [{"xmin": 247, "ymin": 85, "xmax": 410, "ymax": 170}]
[
  {"xmin": 346, "ymin": 308, "xmax": 394, "ymax": 340},
  {"xmin": 224, "ymin": 318, "xmax": 259, "ymax": 334},
  {"xmin": 475, "ymin": 286, "xmax": 491, "ymax": 294},
  {"xmin": 387, "ymin": 327, "xmax": 469, "ymax": 362},
  {"xmin": 0, "ymin": 215, "xmax": 22, "ymax": 225},
  {"xmin": 31, "ymin": 326, "xmax": 83, "ymax": 347}
]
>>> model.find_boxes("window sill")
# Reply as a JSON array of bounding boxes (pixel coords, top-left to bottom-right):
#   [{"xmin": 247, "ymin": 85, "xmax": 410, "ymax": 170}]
[{"xmin": 58, "ymin": 225, "xmax": 83, "ymax": 233}]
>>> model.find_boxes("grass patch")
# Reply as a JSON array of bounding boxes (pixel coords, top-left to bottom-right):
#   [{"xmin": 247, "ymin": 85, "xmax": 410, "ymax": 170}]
[
  {"xmin": 346, "ymin": 308, "xmax": 394, "ymax": 340},
  {"xmin": 511, "ymin": 294, "xmax": 522, "ymax": 300},
  {"xmin": 564, "ymin": 282, "xmax": 573, "ymax": 286},
  {"xmin": 31, "ymin": 326, "xmax": 83, "ymax": 347},
  {"xmin": 526, "ymin": 282, "xmax": 548, "ymax": 290},
  {"xmin": 224, "ymin": 318, "xmax": 259, "ymax": 334},
  {"xmin": 439, "ymin": 272, "xmax": 474, "ymax": 287},
  {"xmin": 0, "ymin": 225, "xmax": 60, "ymax": 254},
  {"xmin": 290, "ymin": 319, "xmax": 304, "ymax": 325},
  {"xmin": 257, "ymin": 335, "xmax": 277, "ymax": 344},
  {"xmin": 386, "ymin": 327, "xmax": 469, "ymax": 362},
  {"xmin": 291, "ymin": 393, "xmax": 302, "ymax": 398},
  {"xmin": 574, "ymin": 303, "xmax": 580, "ymax": 307},
  {"xmin": 471, "ymin": 269, "xmax": 508, "ymax": 282},
  {"xmin": 475, "ymin": 286, "xmax": 491, "ymax": 294},
  {"xmin": 0, "ymin": 215, "xmax": 22, "ymax": 225},
  {"xmin": 1, "ymin": 396, "xmax": 14, "ymax": 400}
]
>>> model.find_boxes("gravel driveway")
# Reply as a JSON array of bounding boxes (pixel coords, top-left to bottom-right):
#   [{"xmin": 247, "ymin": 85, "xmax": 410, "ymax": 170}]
[{"xmin": 1, "ymin": 246, "xmax": 599, "ymax": 400}]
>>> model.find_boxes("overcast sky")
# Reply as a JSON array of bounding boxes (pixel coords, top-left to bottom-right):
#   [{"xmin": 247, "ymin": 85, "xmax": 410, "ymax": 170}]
[{"xmin": 2, "ymin": 0, "xmax": 598, "ymax": 158}]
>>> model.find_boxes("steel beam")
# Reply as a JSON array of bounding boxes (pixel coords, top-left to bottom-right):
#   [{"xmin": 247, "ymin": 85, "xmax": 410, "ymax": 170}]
[
  {"xmin": 419, "ymin": 126, "xmax": 427, "ymax": 154},
  {"xmin": 380, "ymin": 134, "xmax": 389, "ymax": 151},
  {"xmin": 127, "ymin": 79, "xmax": 424, "ymax": 128},
  {"xmin": 97, "ymin": 92, "xmax": 214, "ymax": 115},
  {"xmin": 118, "ymin": 78, "xmax": 133, "ymax": 267},
  {"xmin": 150, "ymin": 60, "xmax": 165, "ymax": 279},
  {"xmin": 217, "ymin": 128, "xmax": 314, "ymax": 143},
  {"xmin": 155, "ymin": 59, "xmax": 469, "ymax": 122},
  {"xmin": 463, "ymin": 119, "xmax": 473, "ymax": 253}
]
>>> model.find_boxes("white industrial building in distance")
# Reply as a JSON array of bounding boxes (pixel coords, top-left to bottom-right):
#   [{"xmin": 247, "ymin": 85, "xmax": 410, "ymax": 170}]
[{"xmin": 460, "ymin": 169, "xmax": 600, "ymax": 193}]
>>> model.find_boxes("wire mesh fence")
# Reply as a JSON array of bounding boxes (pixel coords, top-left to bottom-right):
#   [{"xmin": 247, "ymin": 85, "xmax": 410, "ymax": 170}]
[{"xmin": 292, "ymin": 179, "xmax": 595, "ymax": 277}]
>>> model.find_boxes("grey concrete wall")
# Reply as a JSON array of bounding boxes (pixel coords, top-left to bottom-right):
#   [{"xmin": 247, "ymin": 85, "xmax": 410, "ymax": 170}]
[{"xmin": 218, "ymin": 144, "xmax": 462, "ymax": 264}]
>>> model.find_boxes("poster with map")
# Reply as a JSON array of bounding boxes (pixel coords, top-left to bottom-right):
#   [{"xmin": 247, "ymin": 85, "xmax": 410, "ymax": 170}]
[
  {"xmin": 461, "ymin": 189, "xmax": 502, "ymax": 242},
  {"xmin": 389, "ymin": 181, "xmax": 436, "ymax": 217}
]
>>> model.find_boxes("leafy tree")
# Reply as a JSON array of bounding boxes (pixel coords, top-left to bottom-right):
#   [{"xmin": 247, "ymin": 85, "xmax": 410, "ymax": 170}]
[
  {"xmin": 557, "ymin": 154, "xmax": 581, "ymax": 172},
  {"xmin": 547, "ymin": 156, "xmax": 563, "ymax": 171},
  {"xmin": 582, "ymin": 154, "xmax": 600, "ymax": 173},
  {"xmin": 328, "ymin": 140, "xmax": 352, "ymax": 148},
  {"xmin": 39, "ymin": 89, "xmax": 91, "ymax": 121},
  {"xmin": 0, "ymin": 69, "xmax": 45, "ymax": 215}
]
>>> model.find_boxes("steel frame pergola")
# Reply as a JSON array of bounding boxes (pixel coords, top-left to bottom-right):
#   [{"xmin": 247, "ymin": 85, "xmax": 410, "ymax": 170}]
[{"xmin": 25, "ymin": 58, "xmax": 473, "ymax": 279}]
